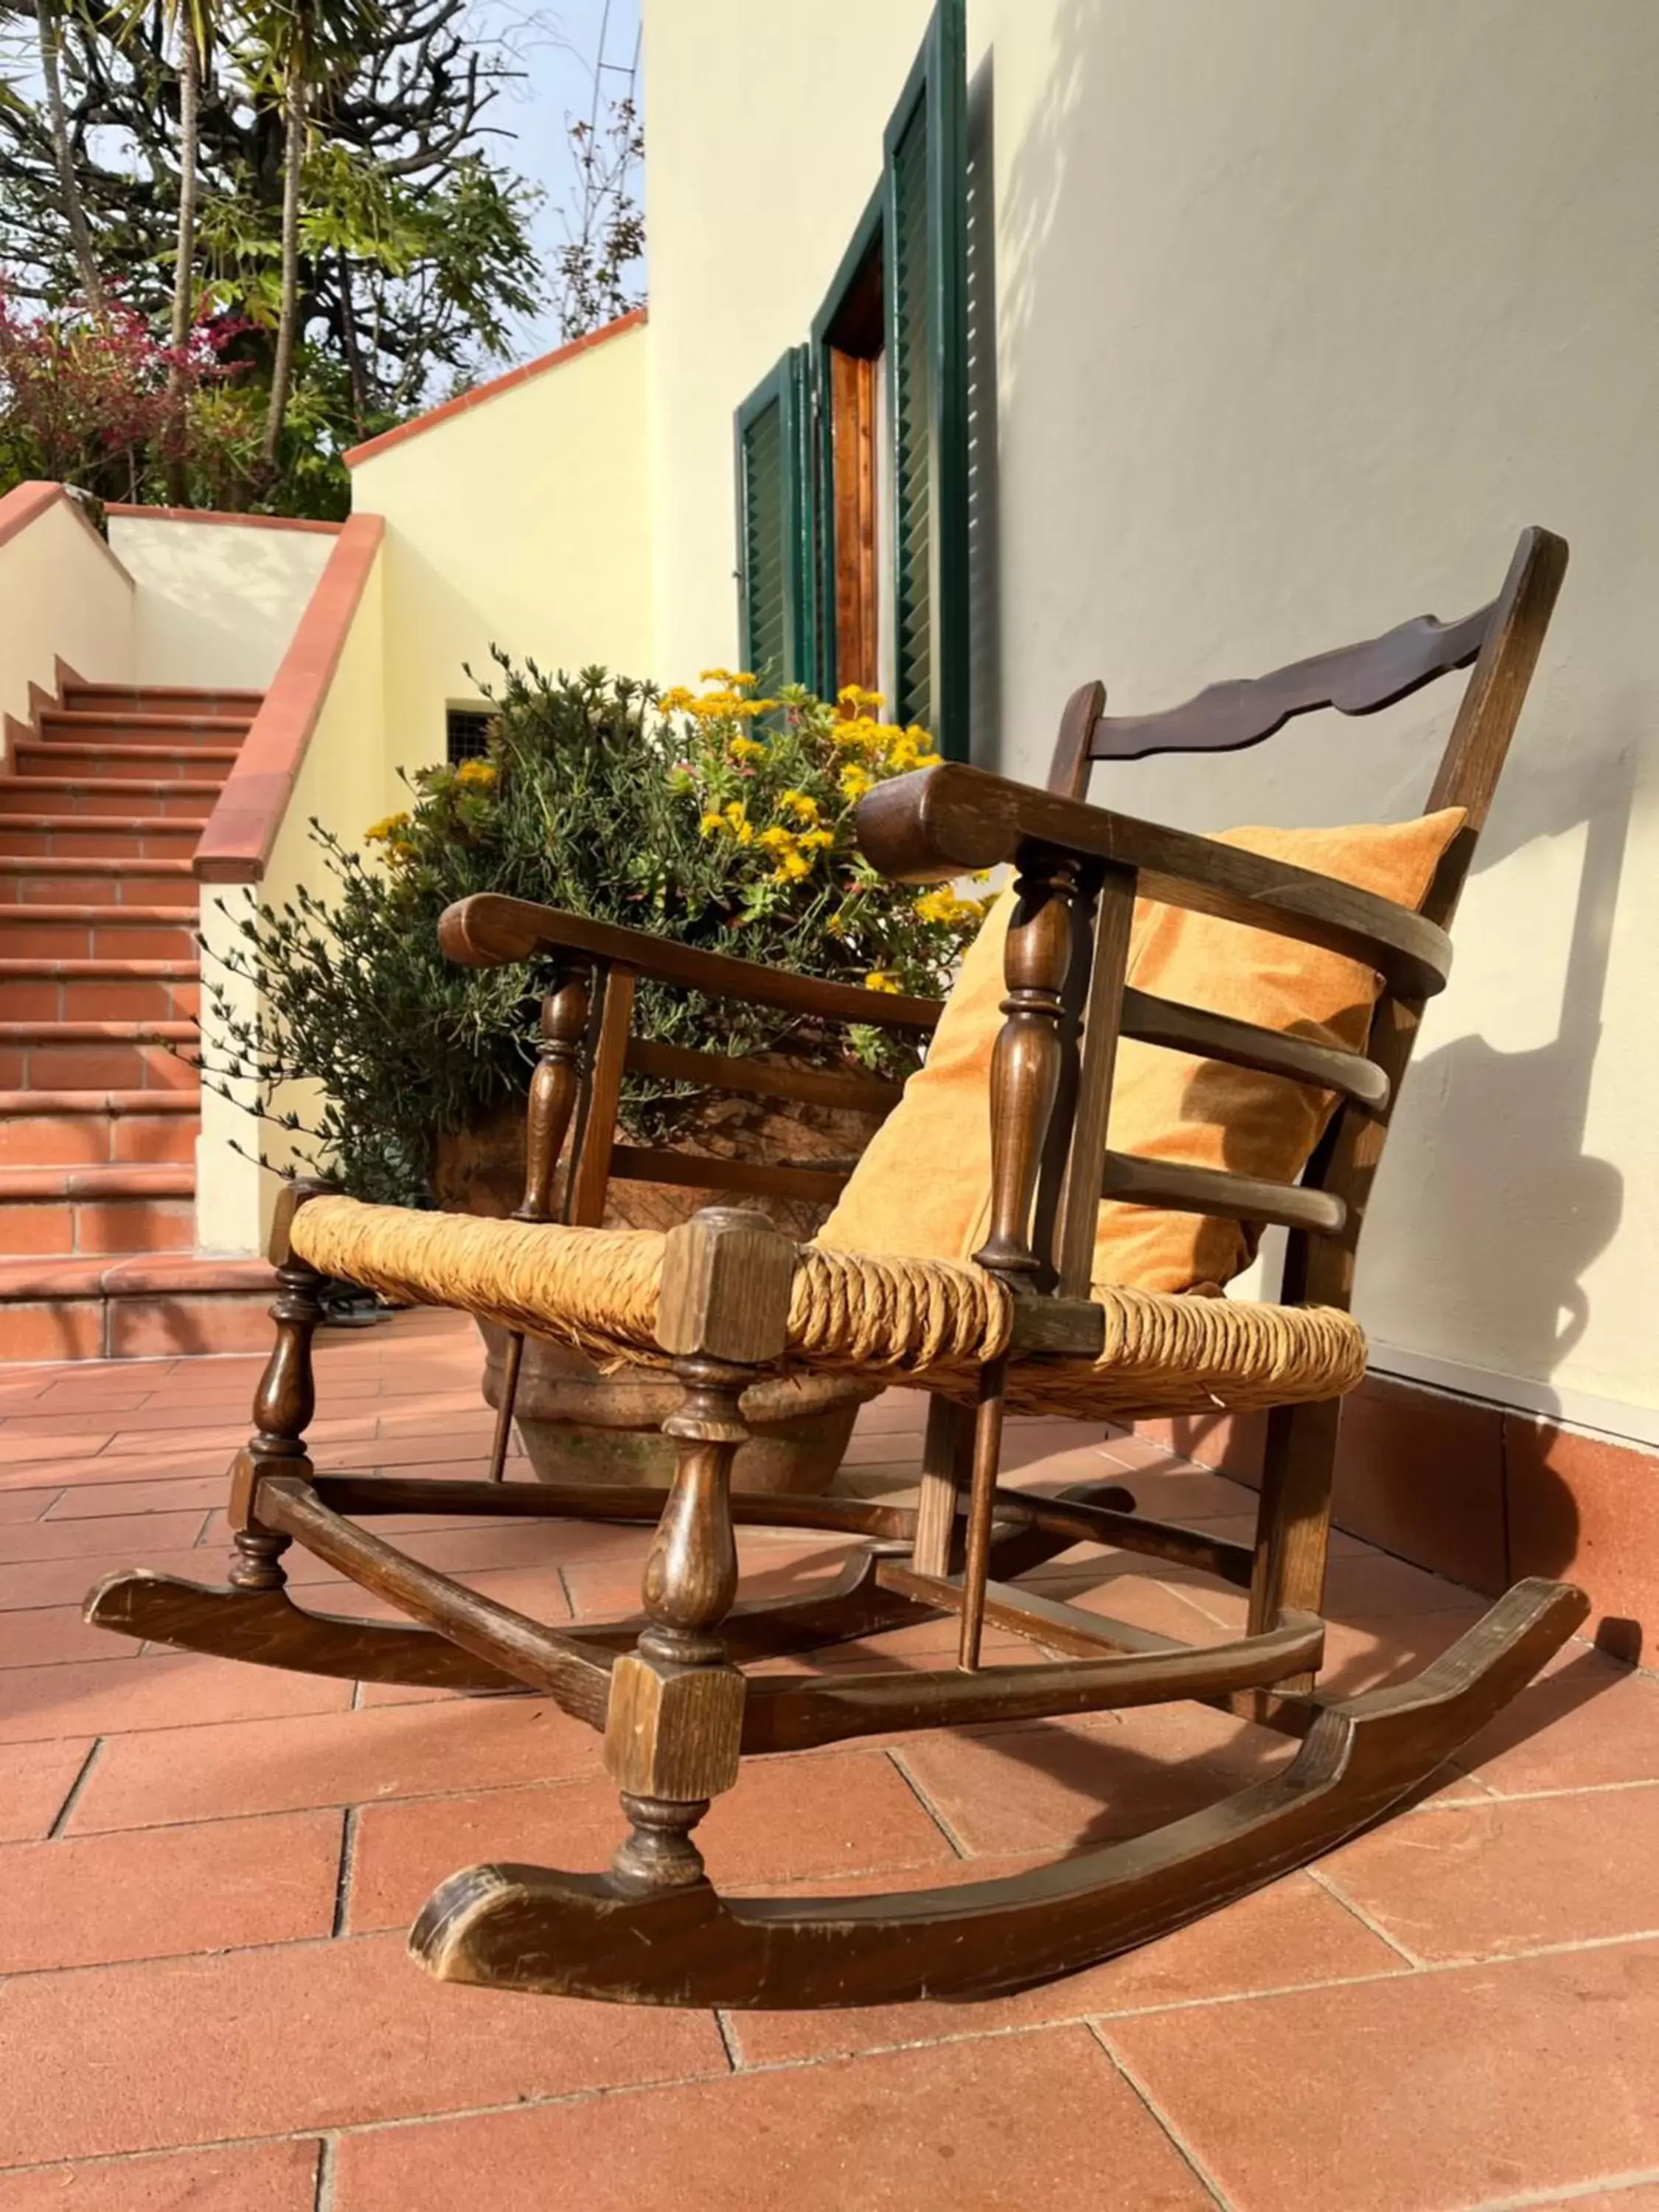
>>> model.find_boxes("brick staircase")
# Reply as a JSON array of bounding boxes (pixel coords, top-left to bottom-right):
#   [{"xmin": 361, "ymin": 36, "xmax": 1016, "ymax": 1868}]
[{"xmin": 0, "ymin": 682, "xmax": 277, "ymax": 1360}]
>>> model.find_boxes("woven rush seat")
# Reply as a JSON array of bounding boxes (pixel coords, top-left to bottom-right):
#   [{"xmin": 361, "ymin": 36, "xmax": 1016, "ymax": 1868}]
[{"xmin": 290, "ymin": 1191, "xmax": 1366, "ymax": 1420}]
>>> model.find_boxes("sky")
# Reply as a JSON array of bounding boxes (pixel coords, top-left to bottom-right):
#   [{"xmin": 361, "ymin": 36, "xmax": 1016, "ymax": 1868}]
[{"xmin": 478, "ymin": 0, "xmax": 644, "ymax": 358}]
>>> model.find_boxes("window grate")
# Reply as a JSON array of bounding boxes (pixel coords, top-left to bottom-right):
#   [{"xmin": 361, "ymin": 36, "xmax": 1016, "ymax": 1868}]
[{"xmin": 446, "ymin": 707, "xmax": 493, "ymax": 765}]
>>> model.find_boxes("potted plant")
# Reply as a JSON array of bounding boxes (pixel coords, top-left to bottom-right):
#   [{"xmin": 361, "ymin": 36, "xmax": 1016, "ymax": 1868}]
[{"xmin": 204, "ymin": 664, "xmax": 990, "ymax": 1484}]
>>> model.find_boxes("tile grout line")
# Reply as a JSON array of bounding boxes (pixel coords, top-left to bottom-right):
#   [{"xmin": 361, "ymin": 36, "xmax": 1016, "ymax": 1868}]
[
  {"xmin": 883, "ymin": 1744, "xmax": 972, "ymax": 1858},
  {"xmin": 1455, "ymin": 2166, "xmax": 1659, "ymax": 2211},
  {"xmin": 46, "ymin": 1736, "xmax": 103, "ymax": 1837},
  {"xmin": 312, "ymin": 2133, "xmax": 338, "ymax": 2212},
  {"xmin": 1303, "ymin": 1863, "xmax": 1426, "ymax": 1967},
  {"xmin": 1087, "ymin": 2021, "xmax": 1234, "ymax": 2208},
  {"xmin": 330, "ymin": 1806, "xmax": 357, "ymax": 1939}
]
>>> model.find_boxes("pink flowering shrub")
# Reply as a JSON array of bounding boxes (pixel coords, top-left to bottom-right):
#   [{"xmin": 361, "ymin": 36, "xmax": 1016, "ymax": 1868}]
[{"xmin": 0, "ymin": 285, "xmax": 247, "ymax": 504}]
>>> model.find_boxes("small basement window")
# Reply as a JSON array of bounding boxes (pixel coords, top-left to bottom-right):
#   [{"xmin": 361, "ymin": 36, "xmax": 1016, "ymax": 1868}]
[{"xmin": 446, "ymin": 706, "xmax": 493, "ymax": 765}]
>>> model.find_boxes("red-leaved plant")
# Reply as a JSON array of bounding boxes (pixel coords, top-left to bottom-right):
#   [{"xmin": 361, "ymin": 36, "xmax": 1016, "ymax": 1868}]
[{"xmin": 0, "ymin": 284, "xmax": 248, "ymax": 504}]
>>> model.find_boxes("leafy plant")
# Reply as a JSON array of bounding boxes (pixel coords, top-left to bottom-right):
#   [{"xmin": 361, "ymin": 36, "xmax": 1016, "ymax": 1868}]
[
  {"xmin": 0, "ymin": 283, "xmax": 248, "ymax": 501},
  {"xmin": 203, "ymin": 667, "xmax": 990, "ymax": 1205}
]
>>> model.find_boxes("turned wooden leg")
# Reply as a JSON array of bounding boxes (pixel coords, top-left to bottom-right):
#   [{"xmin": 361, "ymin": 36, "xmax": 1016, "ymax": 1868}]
[
  {"xmin": 603, "ymin": 1207, "xmax": 796, "ymax": 1893},
  {"xmin": 488, "ymin": 961, "xmax": 592, "ymax": 1482},
  {"xmin": 228, "ymin": 1185, "xmax": 327, "ymax": 1593}
]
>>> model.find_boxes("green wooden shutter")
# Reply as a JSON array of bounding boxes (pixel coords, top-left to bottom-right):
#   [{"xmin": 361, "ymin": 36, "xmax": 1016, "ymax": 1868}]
[
  {"xmin": 884, "ymin": 0, "xmax": 967, "ymax": 757},
  {"xmin": 734, "ymin": 348, "xmax": 815, "ymax": 686}
]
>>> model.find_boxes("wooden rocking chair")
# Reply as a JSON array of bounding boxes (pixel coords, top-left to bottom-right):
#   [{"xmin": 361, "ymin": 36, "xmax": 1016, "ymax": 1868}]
[{"xmin": 86, "ymin": 526, "xmax": 1583, "ymax": 2011}]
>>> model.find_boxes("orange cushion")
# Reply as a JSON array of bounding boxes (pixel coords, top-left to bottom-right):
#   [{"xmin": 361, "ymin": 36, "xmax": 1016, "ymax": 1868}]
[{"xmin": 816, "ymin": 810, "xmax": 1464, "ymax": 1294}]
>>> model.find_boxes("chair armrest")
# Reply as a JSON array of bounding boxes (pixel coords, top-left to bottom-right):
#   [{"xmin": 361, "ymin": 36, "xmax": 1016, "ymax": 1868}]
[
  {"xmin": 855, "ymin": 762, "xmax": 1453, "ymax": 1000},
  {"xmin": 438, "ymin": 894, "xmax": 942, "ymax": 1034}
]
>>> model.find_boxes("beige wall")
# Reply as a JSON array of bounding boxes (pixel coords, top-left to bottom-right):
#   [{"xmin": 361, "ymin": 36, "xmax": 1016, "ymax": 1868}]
[
  {"xmin": 0, "ymin": 493, "xmax": 134, "ymax": 742},
  {"xmin": 348, "ymin": 319, "xmax": 654, "ymax": 782},
  {"xmin": 639, "ymin": 0, "xmax": 1659, "ymax": 1442},
  {"xmin": 195, "ymin": 546, "xmax": 390, "ymax": 1254},
  {"xmin": 108, "ymin": 515, "xmax": 335, "ymax": 692}
]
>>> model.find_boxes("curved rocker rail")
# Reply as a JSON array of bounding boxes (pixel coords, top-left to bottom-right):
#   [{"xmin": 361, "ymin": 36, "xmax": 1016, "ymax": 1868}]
[{"xmin": 411, "ymin": 1577, "xmax": 1587, "ymax": 2009}]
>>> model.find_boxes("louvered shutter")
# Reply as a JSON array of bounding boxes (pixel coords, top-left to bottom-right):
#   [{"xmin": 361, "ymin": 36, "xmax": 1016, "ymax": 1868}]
[
  {"xmin": 734, "ymin": 348, "xmax": 815, "ymax": 686},
  {"xmin": 883, "ymin": 0, "xmax": 967, "ymax": 757}
]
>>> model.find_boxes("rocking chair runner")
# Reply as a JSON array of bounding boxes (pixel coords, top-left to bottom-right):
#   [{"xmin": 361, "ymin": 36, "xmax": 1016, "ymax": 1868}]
[{"xmin": 86, "ymin": 526, "xmax": 1585, "ymax": 2011}]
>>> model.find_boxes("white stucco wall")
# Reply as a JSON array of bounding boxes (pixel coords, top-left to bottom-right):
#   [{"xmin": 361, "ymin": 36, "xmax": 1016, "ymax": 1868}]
[
  {"xmin": 108, "ymin": 513, "xmax": 337, "ymax": 692},
  {"xmin": 0, "ymin": 490, "xmax": 134, "ymax": 742},
  {"xmin": 347, "ymin": 316, "xmax": 654, "ymax": 782},
  {"xmin": 640, "ymin": 0, "xmax": 1659, "ymax": 1440}
]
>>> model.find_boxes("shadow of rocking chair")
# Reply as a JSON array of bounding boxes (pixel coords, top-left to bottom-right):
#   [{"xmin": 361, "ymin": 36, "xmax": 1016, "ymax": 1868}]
[{"xmin": 85, "ymin": 526, "xmax": 1582, "ymax": 2010}]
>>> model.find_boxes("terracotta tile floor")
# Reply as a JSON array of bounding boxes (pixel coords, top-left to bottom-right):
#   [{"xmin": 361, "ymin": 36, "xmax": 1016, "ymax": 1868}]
[{"xmin": 1, "ymin": 1309, "xmax": 1657, "ymax": 2211}]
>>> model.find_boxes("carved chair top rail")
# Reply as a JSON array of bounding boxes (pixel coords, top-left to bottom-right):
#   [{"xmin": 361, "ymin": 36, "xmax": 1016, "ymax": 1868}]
[
  {"xmin": 1088, "ymin": 602, "xmax": 1494, "ymax": 765},
  {"xmin": 855, "ymin": 762, "xmax": 1455, "ymax": 1001}
]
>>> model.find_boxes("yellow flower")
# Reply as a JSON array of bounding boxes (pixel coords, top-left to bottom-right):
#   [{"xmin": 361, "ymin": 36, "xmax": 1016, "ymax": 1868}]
[
  {"xmin": 364, "ymin": 813, "xmax": 412, "ymax": 844},
  {"xmin": 779, "ymin": 789, "xmax": 819, "ymax": 824},
  {"xmin": 722, "ymin": 800, "xmax": 754, "ymax": 846},
  {"xmin": 863, "ymin": 970, "xmax": 901, "ymax": 993},
  {"xmin": 799, "ymin": 827, "xmax": 836, "ymax": 850},
  {"xmin": 757, "ymin": 824, "xmax": 796, "ymax": 854},
  {"xmin": 730, "ymin": 672, "xmax": 757, "ymax": 687},
  {"xmin": 698, "ymin": 810, "xmax": 725, "ymax": 838},
  {"xmin": 838, "ymin": 762, "xmax": 873, "ymax": 802},
  {"xmin": 660, "ymin": 685, "xmax": 695, "ymax": 713},
  {"xmin": 838, "ymin": 684, "xmax": 885, "ymax": 710},
  {"xmin": 453, "ymin": 759, "xmax": 496, "ymax": 790},
  {"xmin": 771, "ymin": 849, "xmax": 813, "ymax": 883},
  {"xmin": 699, "ymin": 667, "xmax": 737, "ymax": 684},
  {"xmin": 826, "ymin": 914, "xmax": 846, "ymax": 938},
  {"xmin": 729, "ymin": 734, "xmax": 767, "ymax": 760}
]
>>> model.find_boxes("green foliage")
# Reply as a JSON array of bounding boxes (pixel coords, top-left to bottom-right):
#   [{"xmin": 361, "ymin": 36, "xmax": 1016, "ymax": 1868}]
[{"xmin": 204, "ymin": 667, "xmax": 990, "ymax": 1205}]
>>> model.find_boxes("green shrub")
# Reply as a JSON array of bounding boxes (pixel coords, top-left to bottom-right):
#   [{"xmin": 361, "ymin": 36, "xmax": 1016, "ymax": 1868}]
[{"xmin": 203, "ymin": 663, "xmax": 988, "ymax": 1204}]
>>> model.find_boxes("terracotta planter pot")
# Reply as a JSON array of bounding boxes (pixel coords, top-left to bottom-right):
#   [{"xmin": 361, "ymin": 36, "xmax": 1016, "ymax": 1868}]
[
  {"xmin": 435, "ymin": 1065, "xmax": 888, "ymax": 1492},
  {"xmin": 478, "ymin": 1322, "xmax": 876, "ymax": 1492}
]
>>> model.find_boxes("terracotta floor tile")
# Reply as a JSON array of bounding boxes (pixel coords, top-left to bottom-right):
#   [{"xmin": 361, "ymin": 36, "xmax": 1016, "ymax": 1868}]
[
  {"xmin": 44, "ymin": 1473, "xmax": 228, "ymax": 1519},
  {"xmin": 1108, "ymin": 1937, "xmax": 1659, "ymax": 2212},
  {"xmin": 731, "ymin": 1868, "xmax": 1405, "ymax": 2067},
  {"xmin": 0, "ymin": 1448, "xmax": 236, "ymax": 1495},
  {"xmin": 0, "ymin": 1544, "xmax": 230, "ymax": 1610},
  {"xmin": 0, "ymin": 2140, "xmax": 321, "ymax": 2211},
  {"xmin": 0, "ymin": 1737, "xmax": 93, "ymax": 1841},
  {"xmin": 896, "ymin": 1702, "xmax": 1292, "ymax": 1857},
  {"xmin": 0, "ymin": 1930, "xmax": 725, "ymax": 2166},
  {"xmin": 348, "ymin": 1747, "xmax": 955, "ymax": 1931},
  {"xmin": 0, "ymin": 1430, "xmax": 114, "ymax": 1467},
  {"xmin": 0, "ymin": 1806, "xmax": 341, "ymax": 1971},
  {"xmin": 1324, "ymin": 1783, "xmax": 1659, "ymax": 1962},
  {"xmin": 330, "ymin": 2021, "xmax": 1210, "ymax": 2212},
  {"xmin": 1458, "ymin": 1648, "xmax": 1659, "ymax": 1794},
  {"xmin": 68, "ymin": 1692, "xmax": 604, "ymax": 1833},
  {"xmin": 0, "ymin": 1651, "xmax": 355, "ymax": 1746},
  {"xmin": 0, "ymin": 1603, "xmax": 144, "ymax": 1669},
  {"xmin": 0, "ymin": 1508, "xmax": 205, "ymax": 1564},
  {"xmin": 0, "ymin": 1486, "xmax": 55, "ymax": 1523}
]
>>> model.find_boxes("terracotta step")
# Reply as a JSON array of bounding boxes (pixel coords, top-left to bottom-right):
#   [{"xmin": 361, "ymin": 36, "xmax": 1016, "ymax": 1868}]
[
  {"xmin": 64, "ymin": 684, "xmax": 263, "ymax": 718},
  {"xmin": 15, "ymin": 740, "xmax": 239, "ymax": 779},
  {"xmin": 0, "ymin": 1251, "xmax": 276, "ymax": 1360},
  {"xmin": 0, "ymin": 905, "xmax": 197, "ymax": 960},
  {"xmin": 0, "ymin": 1089, "xmax": 198, "ymax": 1166},
  {"xmin": 0, "ymin": 858, "xmax": 198, "ymax": 906},
  {"xmin": 39, "ymin": 710, "xmax": 254, "ymax": 747},
  {"xmin": 0, "ymin": 815, "xmax": 201, "ymax": 860},
  {"xmin": 0, "ymin": 777, "xmax": 219, "ymax": 820},
  {"xmin": 0, "ymin": 960, "xmax": 199, "ymax": 1023},
  {"xmin": 0, "ymin": 1019, "xmax": 196, "ymax": 1091},
  {"xmin": 0, "ymin": 1161, "xmax": 195, "ymax": 1257}
]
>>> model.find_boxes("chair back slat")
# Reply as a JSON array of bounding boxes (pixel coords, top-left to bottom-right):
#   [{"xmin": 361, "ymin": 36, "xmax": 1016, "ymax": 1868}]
[
  {"xmin": 1101, "ymin": 1152, "xmax": 1347, "ymax": 1239},
  {"xmin": 1122, "ymin": 990, "xmax": 1390, "ymax": 1111}
]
